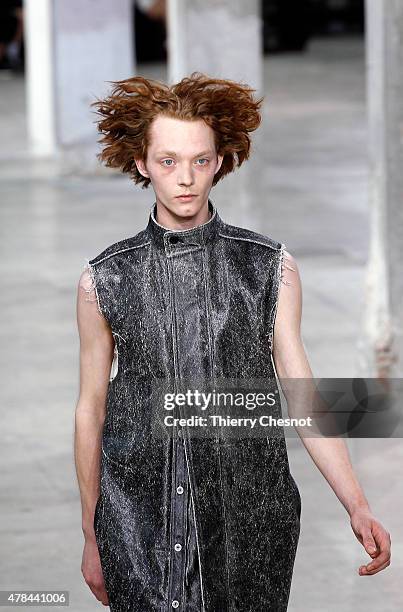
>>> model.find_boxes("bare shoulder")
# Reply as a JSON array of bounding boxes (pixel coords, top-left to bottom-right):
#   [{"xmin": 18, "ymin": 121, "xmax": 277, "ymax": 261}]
[
  {"xmin": 78, "ymin": 267, "xmax": 97, "ymax": 304},
  {"xmin": 276, "ymin": 249, "xmax": 303, "ymax": 331},
  {"xmin": 76, "ymin": 268, "xmax": 114, "ymax": 407},
  {"xmin": 280, "ymin": 249, "xmax": 301, "ymax": 289},
  {"xmin": 76, "ymin": 268, "xmax": 111, "ymax": 336},
  {"xmin": 273, "ymin": 250, "xmax": 313, "ymax": 378}
]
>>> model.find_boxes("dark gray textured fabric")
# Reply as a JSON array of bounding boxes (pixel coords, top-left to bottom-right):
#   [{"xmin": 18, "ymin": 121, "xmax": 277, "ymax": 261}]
[{"xmin": 87, "ymin": 198, "xmax": 301, "ymax": 612}]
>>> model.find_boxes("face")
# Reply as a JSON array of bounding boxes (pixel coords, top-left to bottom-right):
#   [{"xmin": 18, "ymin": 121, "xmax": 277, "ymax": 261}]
[{"xmin": 135, "ymin": 115, "xmax": 224, "ymax": 220}]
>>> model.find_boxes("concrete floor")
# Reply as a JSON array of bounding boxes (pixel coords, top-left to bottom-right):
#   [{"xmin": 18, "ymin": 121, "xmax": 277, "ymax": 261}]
[{"xmin": 0, "ymin": 35, "xmax": 401, "ymax": 611}]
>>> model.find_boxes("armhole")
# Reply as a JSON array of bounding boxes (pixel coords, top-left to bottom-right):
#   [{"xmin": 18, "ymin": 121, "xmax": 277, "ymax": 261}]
[
  {"xmin": 267, "ymin": 243, "xmax": 287, "ymax": 355},
  {"xmin": 82, "ymin": 258, "xmax": 110, "ymax": 325},
  {"xmin": 82, "ymin": 258, "xmax": 122, "ymax": 382}
]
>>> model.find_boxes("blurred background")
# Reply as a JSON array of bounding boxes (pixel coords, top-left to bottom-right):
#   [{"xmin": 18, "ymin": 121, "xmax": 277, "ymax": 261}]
[{"xmin": 1, "ymin": 1, "xmax": 402, "ymax": 610}]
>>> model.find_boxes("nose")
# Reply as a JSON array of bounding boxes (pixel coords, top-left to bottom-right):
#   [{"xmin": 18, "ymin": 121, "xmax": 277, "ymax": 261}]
[{"xmin": 177, "ymin": 164, "xmax": 194, "ymax": 186}]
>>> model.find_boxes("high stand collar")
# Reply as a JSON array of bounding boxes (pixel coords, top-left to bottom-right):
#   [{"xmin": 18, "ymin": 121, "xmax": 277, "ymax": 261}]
[{"xmin": 146, "ymin": 198, "xmax": 222, "ymax": 250}]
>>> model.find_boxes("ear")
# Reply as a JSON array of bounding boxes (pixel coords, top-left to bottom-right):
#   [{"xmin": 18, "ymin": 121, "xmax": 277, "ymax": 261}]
[
  {"xmin": 215, "ymin": 154, "xmax": 224, "ymax": 175},
  {"xmin": 135, "ymin": 158, "xmax": 149, "ymax": 178}
]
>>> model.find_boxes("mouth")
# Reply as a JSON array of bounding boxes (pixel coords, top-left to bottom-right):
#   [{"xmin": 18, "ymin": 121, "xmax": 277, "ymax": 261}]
[{"xmin": 176, "ymin": 194, "xmax": 197, "ymax": 200}]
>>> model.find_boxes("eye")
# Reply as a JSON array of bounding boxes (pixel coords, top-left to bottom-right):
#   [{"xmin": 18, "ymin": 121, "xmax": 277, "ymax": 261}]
[
  {"xmin": 161, "ymin": 159, "xmax": 174, "ymax": 166},
  {"xmin": 196, "ymin": 158, "xmax": 209, "ymax": 165}
]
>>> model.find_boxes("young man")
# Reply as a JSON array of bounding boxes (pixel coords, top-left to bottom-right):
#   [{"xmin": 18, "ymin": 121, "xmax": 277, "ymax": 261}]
[{"xmin": 75, "ymin": 73, "xmax": 391, "ymax": 611}]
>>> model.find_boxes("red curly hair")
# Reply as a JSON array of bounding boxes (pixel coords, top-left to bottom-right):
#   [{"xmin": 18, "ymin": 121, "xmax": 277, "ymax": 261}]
[{"xmin": 90, "ymin": 72, "xmax": 264, "ymax": 189}]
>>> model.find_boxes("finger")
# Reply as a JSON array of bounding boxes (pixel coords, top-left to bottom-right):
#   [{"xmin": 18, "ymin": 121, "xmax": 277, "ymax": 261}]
[
  {"xmin": 372, "ymin": 525, "xmax": 392, "ymax": 551},
  {"xmin": 359, "ymin": 558, "xmax": 390, "ymax": 575},
  {"xmin": 360, "ymin": 549, "xmax": 391, "ymax": 574},
  {"xmin": 366, "ymin": 551, "xmax": 391, "ymax": 572},
  {"xmin": 96, "ymin": 591, "xmax": 109, "ymax": 606},
  {"xmin": 368, "ymin": 534, "xmax": 391, "ymax": 566},
  {"xmin": 100, "ymin": 592, "xmax": 109, "ymax": 606},
  {"xmin": 100, "ymin": 588, "xmax": 109, "ymax": 606},
  {"xmin": 91, "ymin": 585, "xmax": 109, "ymax": 605},
  {"xmin": 362, "ymin": 532, "xmax": 377, "ymax": 556}
]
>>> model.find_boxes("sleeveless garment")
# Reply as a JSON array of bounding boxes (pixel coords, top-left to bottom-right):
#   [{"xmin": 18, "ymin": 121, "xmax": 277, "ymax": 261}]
[{"xmin": 85, "ymin": 199, "xmax": 301, "ymax": 612}]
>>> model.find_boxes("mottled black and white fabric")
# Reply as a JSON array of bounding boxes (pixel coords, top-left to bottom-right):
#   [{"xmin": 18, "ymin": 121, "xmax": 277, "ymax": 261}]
[{"xmin": 85, "ymin": 199, "xmax": 301, "ymax": 612}]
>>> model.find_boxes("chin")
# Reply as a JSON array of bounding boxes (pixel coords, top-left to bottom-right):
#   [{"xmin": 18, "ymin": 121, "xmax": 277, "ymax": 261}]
[{"xmin": 172, "ymin": 200, "xmax": 199, "ymax": 216}]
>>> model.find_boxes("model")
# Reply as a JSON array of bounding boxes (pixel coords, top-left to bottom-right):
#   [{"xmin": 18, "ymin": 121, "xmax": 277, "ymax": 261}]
[{"xmin": 74, "ymin": 72, "xmax": 391, "ymax": 612}]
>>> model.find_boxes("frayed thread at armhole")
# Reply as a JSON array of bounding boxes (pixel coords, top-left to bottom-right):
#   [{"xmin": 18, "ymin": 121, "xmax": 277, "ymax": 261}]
[
  {"xmin": 81, "ymin": 259, "xmax": 127, "ymax": 382},
  {"xmin": 280, "ymin": 248, "xmax": 295, "ymax": 286},
  {"xmin": 267, "ymin": 243, "xmax": 287, "ymax": 354},
  {"xmin": 82, "ymin": 258, "xmax": 104, "ymax": 319}
]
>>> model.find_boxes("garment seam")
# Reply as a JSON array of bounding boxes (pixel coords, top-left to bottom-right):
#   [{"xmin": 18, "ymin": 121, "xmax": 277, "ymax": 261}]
[
  {"xmin": 168, "ymin": 249, "xmax": 206, "ymax": 611},
  {"xmin": 83, "ymin": 259, "xmax": 105, "ymax": 320},
  {"xmin": 218, "ymin": 232, "xmax": 281, "ymax": 251},
  {"xmin": 217, "ymin": 439, "xmax": 231, "ymax": 611},
  {"xmin": 167, "ymin": 246, "xmax": 204, "ymax": 257},
  {"xmin": 201, "ymin": 248, "xmax": 215, "ymax": 378},
  {"xmin": 165, "ymin": 255, "xmax": 179, "ymax": 611},
  {"xmin": 183, "ymin": 441, "xmax": 206, "ymax": 612},
  {"xmin": 179, "ymin": 440, "xmax": 187, "ymax": 609},
  {"xmin": 267, "ymin": 243, "xmax": 286, "ymax": 354},
  {"xmin": 89, "ymin": 241, "xmax": 151, "ymax": 266},
  {"xmin": 202, "ymin": 246, "xmax": 231, "ymax": 611},
  {"xmin": 183, "ymin": 490, "xmax": 192, "ymax": 594}
]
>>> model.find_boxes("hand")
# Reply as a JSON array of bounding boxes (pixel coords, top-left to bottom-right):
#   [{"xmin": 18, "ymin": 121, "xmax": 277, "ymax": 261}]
[
  {"xmin": 81, "ymin": 537, "xmax": 109, "ymax": 606},
  {"xmin": 350, "ymin": 507, "xmax": 391, "ymax": 575}
]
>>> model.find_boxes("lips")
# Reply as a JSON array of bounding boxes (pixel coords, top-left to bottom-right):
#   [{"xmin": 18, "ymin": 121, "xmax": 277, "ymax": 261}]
[{"xmin": 176, "ymin": 194, "xmax": 196, "ymax": 198}]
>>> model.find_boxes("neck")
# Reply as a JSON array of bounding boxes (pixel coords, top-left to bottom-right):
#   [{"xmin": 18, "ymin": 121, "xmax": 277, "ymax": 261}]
[{"xmin": 154, "ymin": 199, "xmax": 211, "ymax": 231}]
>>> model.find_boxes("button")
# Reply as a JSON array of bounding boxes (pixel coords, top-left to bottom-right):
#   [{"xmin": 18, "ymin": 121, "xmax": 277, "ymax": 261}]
[
  {"xmin": 171, "ymin": 600, "xmax": 179, "ymax": 608},
  {"xmin": 169, "ymin": 236, "xmax": 181, "ymax": 244},
  {"xmin": 176, "ymin": 485, "xmax": 184, "ymax": 495},
  {"xmin": 174, "ymin": 542, "xmax": 182, "ymax": 551}
]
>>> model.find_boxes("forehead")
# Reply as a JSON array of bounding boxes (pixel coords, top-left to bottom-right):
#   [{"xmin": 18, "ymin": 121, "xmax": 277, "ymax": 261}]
[{"xmin": 148, "ymin": 115, "xmax": 215, "ymax": 152}]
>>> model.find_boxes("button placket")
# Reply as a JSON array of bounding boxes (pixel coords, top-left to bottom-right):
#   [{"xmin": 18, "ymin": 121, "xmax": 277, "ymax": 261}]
[
  {"xmin": 164, "ymin": 230, "xmax": 204, "ymax": 257},
  {"xmin": 167, "ymin": 426, "xmax": 188, "ymax": 610},
  {"xmin": 164, "ymin": 231, "xmax": 206, "ymax": 610}
]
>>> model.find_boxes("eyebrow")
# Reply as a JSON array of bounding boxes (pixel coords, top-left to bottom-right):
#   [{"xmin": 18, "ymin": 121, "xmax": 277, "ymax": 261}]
[{"xmin": 155, "ymin": 150, "xmax": 214, "ymax": 157}]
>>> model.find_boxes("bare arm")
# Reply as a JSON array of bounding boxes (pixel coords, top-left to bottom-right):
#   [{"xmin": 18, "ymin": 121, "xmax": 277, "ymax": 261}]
[
  {"xmin": 75, "ymin": 268, "xmax": 114, "ymax": 606},
  {"xmin": 272, "ymin": 251, "xmax": 391, "ymax": 576}
]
